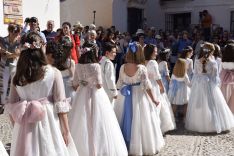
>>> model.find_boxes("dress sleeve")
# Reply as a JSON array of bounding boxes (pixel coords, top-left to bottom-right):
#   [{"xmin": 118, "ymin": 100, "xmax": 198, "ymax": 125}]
[
  {"xmin": 140, "ymin": 65, "xmax": 152, "ymax": 90},
  {"xmin": 94, "ymin": 64, "xmax": 102, "ymax": 85},
  {"xmin": 148, "ymin": 61, "xmax": 161, "ymax": 80},
  {"xmin": 163, "ymin": 61, "xmax": 170, "ymax": 76},
  {"xmin": 52, "ymin": 68, "xmax": 71, "ymax": 113},
  {"xmin": 211, "ymin": 61, "xmax": 220, "ymax": 84},
  {"xmin": 117, "ymin": 65, "xmax": 124, "ymax": 89},
  {"xmin": 69, "ymin": 59, "xmax": 75, "ymax": 79},
  {"xmin": 184, "ymin": 74, "xmax": 191, "ymax": 87},
  {"xmin": 72, "ymin": 64, "xmax": 80, "ymax": 87},
  {"xmin": 104, "ymin": 61, "xmax": 117, "ymax": 96},
  {"xmin": 8, "ymin": 83, "xmax": 20, "ymax": 103}
]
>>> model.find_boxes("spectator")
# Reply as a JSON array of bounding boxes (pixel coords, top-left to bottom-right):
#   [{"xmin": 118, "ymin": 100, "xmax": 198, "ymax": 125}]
[
  {"xmin": 201, "ymin": 10, "xmax": 212, "ymax": 41},
  {"xmin": 42, "ymin": 20, "xmax": 57, "ymax": 42}
]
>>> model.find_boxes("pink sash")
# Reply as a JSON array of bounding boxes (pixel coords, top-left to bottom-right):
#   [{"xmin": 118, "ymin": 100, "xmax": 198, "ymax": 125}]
[{"xmin": 6, "ymin": 97, "xmax": 50, "ymax": 124}]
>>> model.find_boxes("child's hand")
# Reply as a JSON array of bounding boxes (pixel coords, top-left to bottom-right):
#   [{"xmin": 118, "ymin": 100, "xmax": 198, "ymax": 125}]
[
  {"xmin": 96, "ymin": 84, "xmax": 102, "ymax": 89},
  {"xmin": 62, "ymin": 131, "xmax": 69, "ymax": 146},
  {"xmin": 153, "ymin": 100, "xmax": 160, "ymax": 106},
  {"xmin": 160, "ymin": 86, "xmax": 165, "ymax": 94}
]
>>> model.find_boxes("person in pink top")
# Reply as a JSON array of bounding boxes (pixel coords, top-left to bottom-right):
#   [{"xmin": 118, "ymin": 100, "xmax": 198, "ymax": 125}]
[{"xmin": 220, "ymin": 43, "xmax": 234, "ymax": 114}]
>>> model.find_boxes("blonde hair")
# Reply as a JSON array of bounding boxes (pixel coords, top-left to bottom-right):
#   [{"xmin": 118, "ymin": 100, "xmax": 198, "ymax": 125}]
[
  {"xmin": 125, "ymin": 42, "xmax": 145, "ymax": 64},
  {"xmin": 173, "ymin": 58, "xmax": 187, "ymax": 78}
]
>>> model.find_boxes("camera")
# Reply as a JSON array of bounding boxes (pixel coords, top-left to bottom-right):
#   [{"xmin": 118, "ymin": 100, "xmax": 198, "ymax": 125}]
[{"xmin": 24, "ymin": 17, "xmax": 30, "ymax": 23}]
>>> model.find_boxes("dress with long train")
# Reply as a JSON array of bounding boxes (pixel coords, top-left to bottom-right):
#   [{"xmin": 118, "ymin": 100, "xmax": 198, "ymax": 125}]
[
  {"xmin": 146, "ymin": 60, "xmax": 176, "ymax": 133},
  {"xmin": 114, "ymin": 64, "xmax": 165, "ymax": 155},
  {"xmin": 185, "ymin": 59, "xmax": 234, "ymax": 133},
  {"xmin": 69, "ymin": 63, "xmax": 128, "ymax": 156},
  {"xmin": 6, "ymin": 65, "xmax": 78, "ymax": 156}
]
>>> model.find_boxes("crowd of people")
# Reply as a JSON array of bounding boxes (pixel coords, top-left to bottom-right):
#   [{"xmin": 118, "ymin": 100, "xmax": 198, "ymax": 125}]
[{"xmin": 0, "ymin": 16, "xmax": 233, "ymax": 156}]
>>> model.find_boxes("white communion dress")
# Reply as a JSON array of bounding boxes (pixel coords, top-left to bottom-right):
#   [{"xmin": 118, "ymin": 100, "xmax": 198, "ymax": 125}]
[
  {"xmin": 114, "ymin": 64, "xmax": 165, "ymax": 155},
  {"xmin": 6, "ymin": 65, "xmax": 79, "ymax": 156},
  {"xmin": 69, "ymin": 63, "xmax": 128, "ymax": 156},
  {"xmin": 185, "ymin": 59, "xmax": 234, "ymax": 133},
  {"xmin": 146, "ymin": 60, "xmax": 176, "ymax": 133}
]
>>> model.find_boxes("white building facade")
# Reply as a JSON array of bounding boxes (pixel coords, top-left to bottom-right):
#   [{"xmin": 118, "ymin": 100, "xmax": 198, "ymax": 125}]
[
  {"xmin": 0, "ymin": 0, "xmax": 60, "ymax": 36},
  {"xmin": 154, "ymin": 0, "xmax": 234, "ymax": 32},
  {"xmin": 61, "ymin": 0, "xmax": 234, "ymax": 34}
]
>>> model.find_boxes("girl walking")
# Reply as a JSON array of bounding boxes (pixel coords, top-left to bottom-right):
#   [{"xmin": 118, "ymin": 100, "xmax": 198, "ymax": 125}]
[
  {"xmin": 144, "ymin": 44, "xmax": 176, "ymax": 133},
  {"xmin": 69, "ymin": 41, "xmax": 128, "ymax": 156},
  {"xmin": 114, "ymin": 42, "xmax": 164, "ymax": 155},
  {"xmin": 185, "ymin": 42, "xmax": 234, "ymax": 133},
  {"xmin": 6, "ymin": 32, "xmax": 78, "ymax": 156},
  {"xmin": 220, "ymin": 43, "xmax": 234, "ymax": 114},
  {"xmin": 168, "ymin": 58, "xmax": 191, "ymax": 121}
]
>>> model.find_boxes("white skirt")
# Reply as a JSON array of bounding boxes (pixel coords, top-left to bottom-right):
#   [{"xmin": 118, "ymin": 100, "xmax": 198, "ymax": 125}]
[
  {"xmin": 10, "ymin": 103, "xmax": 78, "ymax": 156},
  {"xmin": 185, "ymin": 75, "xmax": 234, "ymax": 133},
  {"xmin": 69, "ymin": 86, "xmax": 128, "ymax": 156},
  {"xmin": 114, "ymin": 85, "xmax": 165, "ymax": 155},
  {"xmin": 168, "ymin": 80, "xmax": 190, "ymax": 105},
  {"xmin": 151, "ymin": 80, "xmax": 176, "ymax": 133}
]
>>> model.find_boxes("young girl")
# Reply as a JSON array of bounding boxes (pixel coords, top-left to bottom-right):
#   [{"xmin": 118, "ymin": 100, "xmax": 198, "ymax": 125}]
[
  {"xmin": 144, "ymin": 44, "xmax": 176, "ymax": 133},
  {"xmin": 46, "ymin": 37, "xmax": 76, "ymax": 103},
  {"xmin": 69, "ymin": 41, "xmax": 128, "ymax": 156},
  {"xmin": 114, "ymin": 42, "xmax": 164, "ymax": 155},
  {"xmin": 168, "ymin": 58, "xmax": 191, "ymax": 121},
  {"xmin": 180, "ymin": 46, "xmax": 194, "ymax": 80},
  {"xmin": 185, "ymin": 42, "xmax": 234, "ymax": 133},
  {"xmin": 6, "ymin": 32, "xmax": 78, "ymax": 156},
  {"xmin": 220, "ymin": 43, "xmax": 234, "ymax": 114},
  {"xmin": 158, "ymin": 48, "xmax": 171, "ymax": 93}
]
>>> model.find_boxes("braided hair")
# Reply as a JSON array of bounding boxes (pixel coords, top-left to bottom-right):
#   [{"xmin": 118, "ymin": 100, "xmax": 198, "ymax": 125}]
[{"xmin": 198, "ymin": 42, "xmax": 215, "ymax": 73}]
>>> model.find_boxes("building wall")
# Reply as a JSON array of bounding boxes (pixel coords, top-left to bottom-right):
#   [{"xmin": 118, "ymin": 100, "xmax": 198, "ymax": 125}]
[
  {"xmin": 112, "ymin": 0, "xmax": 128, "ymax": 32},
  {"xmin": 159, "ymin": 0, "xmax": 234, "ymax": 31},
  {"xmin": 0, "ymin": 0, "xmax": 60, "ymax": 37},
  {"xmin": 60, "ymin": 0, "xmax": 113, "ymax": 28}
]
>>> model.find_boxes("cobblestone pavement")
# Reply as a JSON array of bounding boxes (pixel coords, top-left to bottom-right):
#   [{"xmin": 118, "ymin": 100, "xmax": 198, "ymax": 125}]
[{"xmin": 1, "ymin": 114, "xmax": 234, "ymax": 156}]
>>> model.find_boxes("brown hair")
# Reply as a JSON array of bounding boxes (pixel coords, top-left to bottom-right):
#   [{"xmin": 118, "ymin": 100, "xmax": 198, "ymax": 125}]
[
  {"xmin": 8, "ymin": 23, "xmax": 21, "ymax": 34},
  {"xmin": 213, "ymin": 44, "xmax": 222, "ymax": 59},
  {"xmin": 198, "ymin": 42, "xmax": 215, "ymax": 73},
  {"xmin": 222, "ymin": 43, "xmax": 234, "ymax": 62},
  {"xmin": 173, "ymin": 58, "xmax": 187, "ymax": 78},
  {"xmin": 144, "ymin": 44, "xmax": 156, "ymax": 60},
  {"xmin": 13, "ymin": 32, "xmax": 47, "ymax": 86},
  {"xmin": 125, "ymin": 42, "xmax": 145, "ymax": 64},
  {"xmin": 79, "ymin": 41, "xmax": 99, "ymax": 64},
  {"xmin": 180, "ymin": 46, "xmax": 193, "ymax": 59}
]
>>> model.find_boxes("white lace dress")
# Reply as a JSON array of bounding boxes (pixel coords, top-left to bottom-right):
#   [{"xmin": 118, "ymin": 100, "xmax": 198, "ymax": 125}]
[
  {"xmin": 61, "ymin": 59, "xmax": 76, "ymax": 104},
  {"xmin": 69, "ymin": 63, "xmax": 128, "ymax": 156},
  {"xmin": 146, "ymin": 60, "xmax": 176, "ymax": 133},
  {"xmin": 185, "ymin": 59, "xmax": 234, "ymax": 133},
  {"xmin": 6, "ymin": 65, "xmax": 78, "ymax": 156},
  {"xmin": 114, "ymin": 64, "xmax": 164, "ymax": 155},
  {"xmin": 0, "ymin": 141, "xmax": 8, "ymax": 156},
  {"xmin": 158, "ymin": 61, "xmax": 170, "ymax": 93}
]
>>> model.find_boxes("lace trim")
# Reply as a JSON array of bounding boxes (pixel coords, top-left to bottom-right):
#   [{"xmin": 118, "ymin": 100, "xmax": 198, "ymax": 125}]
[{"xmin": 54, "ymin": 98, "xmax": 71, "ymax": 113}]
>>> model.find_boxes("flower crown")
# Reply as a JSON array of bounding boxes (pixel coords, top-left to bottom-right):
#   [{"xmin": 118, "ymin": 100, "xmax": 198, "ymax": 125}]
[
  {"xmin": 80, "ymin": 44, "xmax": 99, "ymax": 57},
  {"xmin": 22, "ymin": 41, "xmax": 42, "ymax": 50}
]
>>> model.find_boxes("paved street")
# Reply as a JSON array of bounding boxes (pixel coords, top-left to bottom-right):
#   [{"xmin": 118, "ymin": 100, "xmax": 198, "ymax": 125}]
[{"xmin": 1, "ymin": 114, "xmax": 234, "ymax": 156}]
